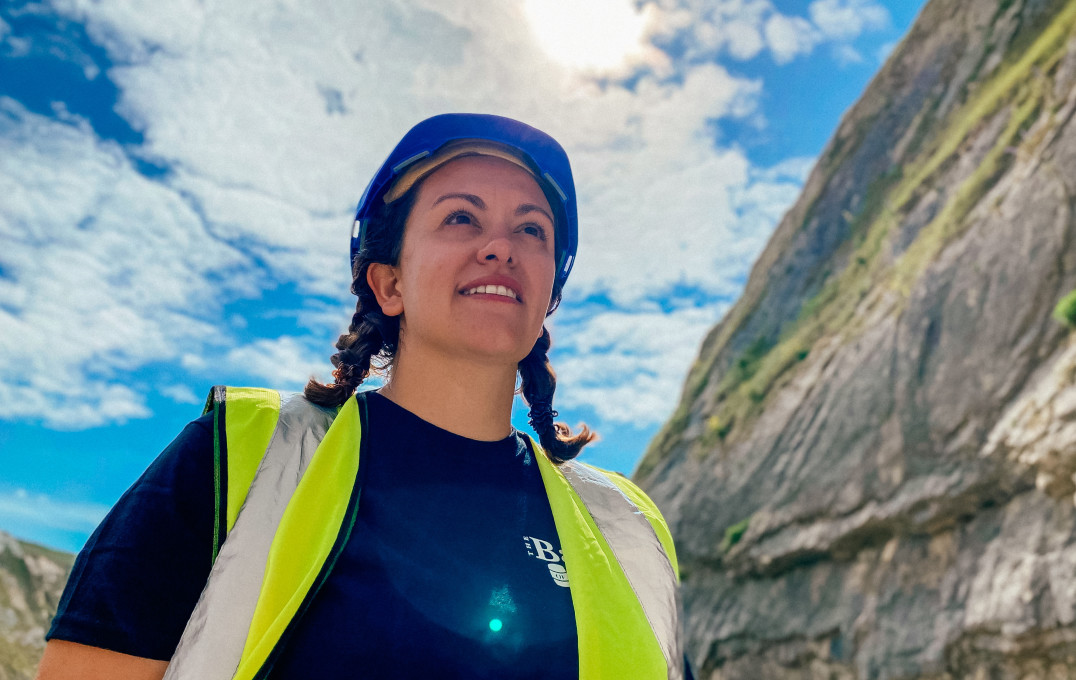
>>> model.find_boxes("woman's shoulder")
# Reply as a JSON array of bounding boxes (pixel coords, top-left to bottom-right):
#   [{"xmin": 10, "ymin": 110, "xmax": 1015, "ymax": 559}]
[{"xmin": 47, "ymin": 411, "xmax": 220, "ymax": 660}]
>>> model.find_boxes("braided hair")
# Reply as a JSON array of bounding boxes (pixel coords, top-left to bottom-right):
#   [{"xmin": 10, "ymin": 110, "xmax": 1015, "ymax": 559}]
[
  {"xmin": 517, "ymin": 325, "xmax": 595, "ymax": 463},
  {"xmin": 304, "ymin": 176, "xmax": 595, "ymax": 463},
  {"xmin": 303, "ymin": 188, "xmax": 413, "ymax": 407}
]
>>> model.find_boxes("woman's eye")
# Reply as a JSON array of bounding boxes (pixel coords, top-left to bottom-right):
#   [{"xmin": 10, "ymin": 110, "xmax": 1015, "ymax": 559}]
[
  {"xmin": 445, "ymin": 210, "xmax": 475, "ymax": 226},
  {"xmin": 521, "ymin": 223, "xmax": 548, "ymax": 241}
]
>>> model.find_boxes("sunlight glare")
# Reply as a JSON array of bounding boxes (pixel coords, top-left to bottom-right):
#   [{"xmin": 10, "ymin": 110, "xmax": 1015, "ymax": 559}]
[{"xmin": 522, "ymin": 0, "xmax": 654, "ymax": 73}]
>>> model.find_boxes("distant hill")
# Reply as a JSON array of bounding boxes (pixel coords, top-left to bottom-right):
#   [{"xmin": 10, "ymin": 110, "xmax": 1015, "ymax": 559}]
[
  {"xmin": 0, "ymin": 532, "xmax": 72, "ymax": 680},
  {"xmin": 635, "ymin": 0, "xmax": 1076, "ymax": 677}
]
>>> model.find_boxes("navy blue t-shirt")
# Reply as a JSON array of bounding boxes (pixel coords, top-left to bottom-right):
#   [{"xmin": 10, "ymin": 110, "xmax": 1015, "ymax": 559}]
[{"xmin": 49, "ymin": 392, "xmax": 579, "ymax": 678}]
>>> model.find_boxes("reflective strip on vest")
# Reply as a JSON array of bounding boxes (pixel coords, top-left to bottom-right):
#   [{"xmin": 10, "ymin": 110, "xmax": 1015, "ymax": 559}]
[
  {"xmin": 234, "ymin": 395, "xmax": 362, "ymax": 680},
  {"xmin": 165, "ymin": 391, "xmax": 339, "ymax": 680},
  {"xmin": 536, "ymin": 453, "xmax": 682, "ymax": 680},
  {"xmin": 168, "ymin": 388, "xmax": 681, "ymax": 679}
]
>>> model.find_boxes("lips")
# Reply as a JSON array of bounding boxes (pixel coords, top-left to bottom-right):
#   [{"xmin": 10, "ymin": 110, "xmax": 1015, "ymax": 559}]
[{"xmin": 459, "ymin": 276, "xmax": 523, "ymax": 303}]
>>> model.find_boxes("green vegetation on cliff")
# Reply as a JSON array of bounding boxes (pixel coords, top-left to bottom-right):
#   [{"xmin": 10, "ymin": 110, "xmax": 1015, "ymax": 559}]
[
  {"xmin": 638, "ymin": 0, "xmax": 1076, "ymax": 479},
  {"xmin": 1054, "ymin": 289, "xmax": 1076, "ymax": 327}
]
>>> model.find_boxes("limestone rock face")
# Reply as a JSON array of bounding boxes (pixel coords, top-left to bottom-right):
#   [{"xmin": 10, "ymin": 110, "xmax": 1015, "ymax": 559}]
[
  {"xmin": 636, "ymin": 0, "xmax": 1076, "ymax": 677},
  {"xmin": 0, "ymin": 532, "xmax": 73, "ymax": 680}
]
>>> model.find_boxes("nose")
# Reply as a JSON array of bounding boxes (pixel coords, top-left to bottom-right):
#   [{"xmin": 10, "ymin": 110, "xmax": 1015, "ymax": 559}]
[{"xmin": 478, "ymin": 236, "xmax": 513, "ymax": 265}]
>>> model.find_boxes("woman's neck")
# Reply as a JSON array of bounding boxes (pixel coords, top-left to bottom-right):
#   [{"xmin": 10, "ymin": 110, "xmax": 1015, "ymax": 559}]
[{"xmin": 377, "ymin": 346, "xmax": 518, "ymax": 441}]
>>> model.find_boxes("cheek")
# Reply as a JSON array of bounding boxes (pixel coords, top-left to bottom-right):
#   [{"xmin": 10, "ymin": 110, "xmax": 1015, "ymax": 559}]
[
  {"xmin": 400, "ymin": 253, "xmax": 464, "ymax": 309},
  {"xmin": 396, "ymin": 237, "xmax": 443, "ymax": 289},
  {"xmin": 533, "ymin": 281, "xmax": 557, "ymax": 323},
  {"xmin": 536, "ymin": 258, "xmax": 557, "ymax": 298}
]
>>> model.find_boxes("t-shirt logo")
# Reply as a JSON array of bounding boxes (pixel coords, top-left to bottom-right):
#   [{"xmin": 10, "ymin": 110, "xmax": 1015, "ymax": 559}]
[{"xmin": 523, "ymin": 535, "xmax": 570, "ymax": 588}]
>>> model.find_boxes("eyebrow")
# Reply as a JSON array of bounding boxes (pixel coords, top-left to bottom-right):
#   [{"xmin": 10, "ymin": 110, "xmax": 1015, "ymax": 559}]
[
  {"xmin": 432, "ymin": 193, "xmax": 554, "ymax": 224},
  {"xmin": 433, "ymin": 193, "xmax": 486, "ymax": 209},
  {"xmin": 516, "ymin": 203, "xmax": 554, "ymax": 224}
]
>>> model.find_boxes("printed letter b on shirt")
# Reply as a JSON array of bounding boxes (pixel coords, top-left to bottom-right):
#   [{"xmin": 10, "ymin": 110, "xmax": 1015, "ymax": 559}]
[{"xmin": 525, "ymin": 536, "xmax": 560, "ymax": 562}]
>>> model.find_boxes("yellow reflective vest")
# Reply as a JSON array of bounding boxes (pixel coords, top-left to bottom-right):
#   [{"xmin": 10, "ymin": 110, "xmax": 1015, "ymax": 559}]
[{"xmin": 164, "ymin": 386, "xmax": 683, "ymax": 680}]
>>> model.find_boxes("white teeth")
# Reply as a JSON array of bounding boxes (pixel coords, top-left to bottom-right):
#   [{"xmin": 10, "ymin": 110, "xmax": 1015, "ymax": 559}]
[{"xmin": 463, "ymin": 284, "xmax": 519, "ymax": 300}]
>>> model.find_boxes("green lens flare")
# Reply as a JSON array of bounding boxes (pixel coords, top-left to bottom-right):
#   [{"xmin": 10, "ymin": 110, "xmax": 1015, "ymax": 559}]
[{"xmin": 489, "ymin": 618, "xmax": 503, "ymax": 632}]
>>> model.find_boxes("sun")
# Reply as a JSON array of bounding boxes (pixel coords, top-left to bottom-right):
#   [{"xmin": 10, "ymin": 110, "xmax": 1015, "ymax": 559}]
[{"xmin": 522, "ymin": 0, "xmax": 656, "ymax": 73}]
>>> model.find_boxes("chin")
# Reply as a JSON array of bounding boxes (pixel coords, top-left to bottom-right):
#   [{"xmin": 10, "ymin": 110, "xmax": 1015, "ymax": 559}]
[
  {"xmin": 453, "ymin": 322, "xmax": 541, "ymax": 361},
  {"xmin": 457, "ymin": 335, "xmax": 536, "ymax": 365},
  {"xmin": 476, "ymin": 342, "xmax": 535, "ymax": 365}
]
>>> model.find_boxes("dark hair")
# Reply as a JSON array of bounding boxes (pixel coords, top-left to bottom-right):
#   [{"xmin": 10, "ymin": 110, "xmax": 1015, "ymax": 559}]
[{"xmin": 304, "ymin": 177, "xmax": 595, "ymax": 463}]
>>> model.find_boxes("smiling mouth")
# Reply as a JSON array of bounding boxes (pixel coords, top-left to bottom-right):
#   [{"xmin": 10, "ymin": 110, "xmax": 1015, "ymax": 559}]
[{"xmin": 461, "ymin": 284, "xmax": 520, "ymax": 301}]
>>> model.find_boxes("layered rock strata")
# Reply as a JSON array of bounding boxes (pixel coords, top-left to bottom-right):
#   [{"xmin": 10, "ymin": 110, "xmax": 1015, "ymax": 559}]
[{"xmin": 637, "ymin": 0, "xmax": 1076, "ymax": 677}]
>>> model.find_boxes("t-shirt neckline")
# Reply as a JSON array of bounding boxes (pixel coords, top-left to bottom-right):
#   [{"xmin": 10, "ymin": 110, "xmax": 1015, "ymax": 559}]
[{"xmin": 362, "ymin": 390, "xmax": 523, "ymax": 459}]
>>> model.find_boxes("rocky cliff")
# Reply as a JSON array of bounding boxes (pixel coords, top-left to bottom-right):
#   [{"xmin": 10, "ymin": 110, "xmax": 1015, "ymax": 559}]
[
  {"xmin": 0, "ymin": 533, "xmax": 72, "ymax": 680},
  {"xmin": 636, "ymin": 0, "xmax": 1076, "ymax": 677}
]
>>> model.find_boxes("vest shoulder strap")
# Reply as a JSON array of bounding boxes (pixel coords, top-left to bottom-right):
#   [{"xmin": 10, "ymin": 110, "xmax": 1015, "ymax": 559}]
[
  {"xmin": 168, "ymin": 388, "xmax": 344, "ymax": 680},
  {"xmin": 203, "ymin": 386, "xmax": 283, "ymax": 546},
  {"xmin": 584, "ymin": 464, "xmax": 679, "ymax": 579},
  {"xmin": 531, "ymin": 439, "xmax": 683, "ymax": 680}
]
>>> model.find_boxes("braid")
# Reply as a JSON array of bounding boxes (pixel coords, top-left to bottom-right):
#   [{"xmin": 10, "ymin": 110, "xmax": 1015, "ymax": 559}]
[
  {"xmin": 304, "ymin": 188, "xmax": 413, "ymax": 407},
  {"xmin": 304, "ymin": 266, "xmax": 397, "ymax": 406},
  {"xmin": 519, "ymin": 326, "xmax": 596, "ymax": 464}
]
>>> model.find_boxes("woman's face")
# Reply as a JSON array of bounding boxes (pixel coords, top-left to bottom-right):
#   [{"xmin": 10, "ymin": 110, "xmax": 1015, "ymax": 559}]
[{"xmin": 374, "ymin": 154, "xmax": 557, "ymax": 367}]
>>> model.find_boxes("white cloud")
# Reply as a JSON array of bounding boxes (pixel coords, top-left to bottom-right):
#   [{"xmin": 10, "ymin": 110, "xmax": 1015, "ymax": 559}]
[
  {"xmin": 553, "ymin": 304, "xmax": 728, "ymax": 424},
  {"xmin": 37, "ymin": 1, "xmax": 773, "ymax": 308},
  {"xmin": 660, "ymin": 0, "xmax": 773, "ymax": 62},
  {"xmin": 877, "ymin": 40, "xmax": 898, "ymax": 63},
  {"xmin": 808, "ymin": 0, "xmax": 890, "ymax": 41},
  {"xmin": 0, "ymin": 99, "xmax": 249, "ymax": 427},
  {"xmin": 651, "ymin": 0, "xmax": 889, "ymax": 65},
  {"xmin": 168, "ymin": 172, "xmax": 349, "ymax": 296},
  {"xmin": 49, "ymin": 0, "xmax": 206, "ymax": 61},
  {"xmin": 160, "ymin": 383, "xmax": 200, "ymax": 404},
  {"xmin": 550, "ymin": 154, "xmax": 807, "ymax": 425},
  {"xmin": 546, "ymin": 64, "xmax": 766, "ymax": 305},
  {"xmin": 180, "ymin": 353, "xmax": 208, "ymax": 372},
  {"xmin": 53, "ymin": 0, "xmax": 481, "ymax": 218},
  {"xmin": 764, "ymin": 13, "xmax": 820, "ymax": 64},
  {"xmin": 729, "ymin": 177, "xmax": 808, "ymax": 242},
  {"xmin": 521, "ymin": 0, "xmax": 669, "ymax": 76},
  {"xmin": 724, "ymin": 19, "xmax": 768, "ymax": 60},
  {"xmin": 687, "ymin": 12, "xmax": 769, "ymax": 60},
  {"xmin": 294, "ymin": 300, "xmax": 353, "ymax": 338},
  {"xmin": 755, "ymin": 155, "xmax": 817, "ymax": 183},
  {"xmin": 0, "ymin": 488, "xmax": 109, "ymax": 534},
  {"xmin": 1, "ymin": 0, "xmax": 813, "ymax": 431},
  {"xmin": 833, "ymin": 43, "xmax": 865, "ymax": 65},
  {"xmin": 0, "ymin": 381, "xmax": 151, "ymax": 430},
  {"xmin": 224, "ymin": 336, "xmax": 329, "ymax": 390}
]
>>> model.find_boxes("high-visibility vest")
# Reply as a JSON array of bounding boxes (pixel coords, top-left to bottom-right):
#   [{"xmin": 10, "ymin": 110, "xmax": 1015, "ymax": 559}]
[{"xmin": 164, "ymin": 386, "xmax": 683, "ymax": 680}]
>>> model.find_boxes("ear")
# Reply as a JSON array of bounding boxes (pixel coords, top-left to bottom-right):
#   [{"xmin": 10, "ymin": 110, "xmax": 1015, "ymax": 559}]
[{"xmin": 366, "ymin": 263, "xmax": 404, "ymax": 317}]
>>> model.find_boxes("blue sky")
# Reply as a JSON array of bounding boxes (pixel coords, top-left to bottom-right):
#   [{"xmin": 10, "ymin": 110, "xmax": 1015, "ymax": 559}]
[{"xmin": 0, "ymin": 0, "xmax": 927, "ymax": 552}]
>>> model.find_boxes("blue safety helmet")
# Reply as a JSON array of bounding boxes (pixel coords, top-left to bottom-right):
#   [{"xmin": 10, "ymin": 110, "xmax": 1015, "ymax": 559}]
[{"xmin": 351, "ymin": 113, "xmax": 578, "ymax": 291}]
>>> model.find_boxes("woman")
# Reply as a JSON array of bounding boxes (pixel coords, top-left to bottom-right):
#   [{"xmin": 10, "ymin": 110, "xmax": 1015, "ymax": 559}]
[{"xmin": 37, "ymin": 114, "xmax": 686, "ymax": 679}]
